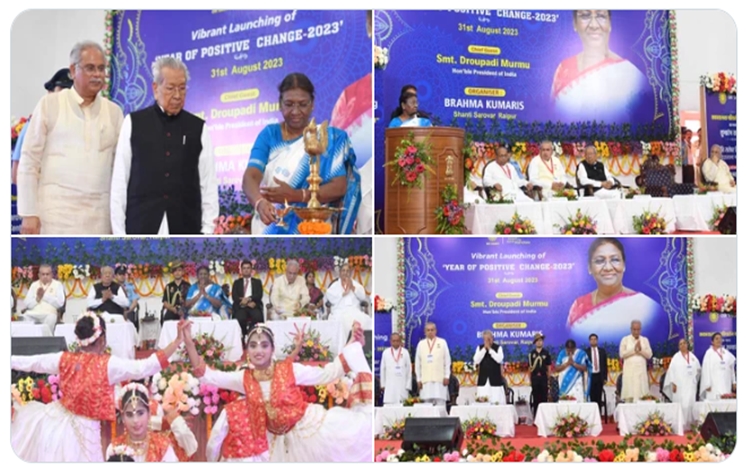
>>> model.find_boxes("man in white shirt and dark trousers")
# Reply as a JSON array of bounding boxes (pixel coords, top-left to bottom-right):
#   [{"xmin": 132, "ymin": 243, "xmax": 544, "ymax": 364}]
[
  {"xmin": 86, "ymin": 266, "xmax": 130, "ymax": 316},
  {"xmin": 111, "ymin": 56, "xmax": 218, "ymax": 234},
  {"xmin": 22, "ymin": 264, "xmax": 66, "ymax": 334}
]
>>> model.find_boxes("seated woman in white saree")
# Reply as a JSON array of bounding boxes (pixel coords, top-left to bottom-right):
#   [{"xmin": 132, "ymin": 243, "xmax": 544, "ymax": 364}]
[
  {"xmin": 10, "ymin": 312, "xmax": 183, "ymax": 462},
  {"xmin": 568, "ymin": 238, "xmax": 663, "ymax": 342},
  {"xmin": 663, "ymin": 338, "xmax": 701, "ymax": 425},
  {"xmin": 243, "ymin": 73, "xmax": 361, "ymax": 235},
  {"xmin": 183, "ymin": 322, "xmax": 372, "ymax": 462},
  {"xmin": 551, "ymin": 10, "xmax": 651, "ymax": 124},
  {"xmin": 184, "ymin": 265, "xmax": 229, "ymax": 320},
  {"xmin": 699, "ymin": 333, "xmax": 736, "ymax": 400},
  {"xmin": 555, "ymin": 339, "xmax": 590, "ymax": 402},
  {"xmin": 701, "ymin": 144, "xmax": 736, "ymax": 193}
]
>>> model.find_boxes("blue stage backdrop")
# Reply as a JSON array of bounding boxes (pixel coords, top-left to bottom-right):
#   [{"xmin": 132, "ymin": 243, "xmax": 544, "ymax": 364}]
[
  {"xmin": 111, "ymin": 10, "xmax": 372, "ymax": 186},
  {"xmin": 703, "ymin": 90, "xmax": 737, "ymax": 176},
  {"xmin": 373, "ymin": 311, "xmax": 393, "ymax": 379},
  {"xmin": 374, "ymin": 10, "xmax": 673, "ymax": 231},
  {"xmin": 402, "ymin": 237, "xmax": 688, "ymax": 359},
  {"xmin": 693, "ymin": 312, "xmax": 736, "ymax": 359}
]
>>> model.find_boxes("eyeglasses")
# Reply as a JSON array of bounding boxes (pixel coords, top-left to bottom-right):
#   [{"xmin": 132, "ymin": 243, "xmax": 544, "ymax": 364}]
[
  {"xmin": 281, "ymin": 101, "xmax": 311, "ymax": 112},
  {"xmin": 78, "ymin": 64, "xmax": 107, "ymax": 75},
  {"xmin": 576, "ymin": 11, "xmax": 609, "ymax": 25}
]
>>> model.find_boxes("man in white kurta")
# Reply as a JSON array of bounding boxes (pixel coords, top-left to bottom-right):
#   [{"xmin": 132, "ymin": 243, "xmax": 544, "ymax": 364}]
[
  {"xmin": 18, "ymin": 41, "xmax": 124, "ymax": 234},
  {"xmin": 270, "ymin": 260, "xmax": 310, "ymax": 320},
  {"xmin": 576, "ymin": 145, "xmax": 621, "ymax": 199},
  {"xmin": 482, "ymin": 144, "xmax": 534, "ymax": 202},
  {"xmin": 663, "ymin": 339, "xmax": 701, "ymax": 425},
  {"xmin": 527, "ymin": 141, "xmax": 567, "ymax": 200},
  {"xmin": 415, "ymin": 322, "xmax": 451, "ymax": 404},
  {"xmin": 619, "ymin": 320, "xmax": 652, "ymax": 402},
  {"xmin": 380, "ymin": 333, "xmax": 412, "ymax": 405},
  {"xmin": 699, "ymin": 334, "xmax": 736, "ymax": 400},
  {"xmin": 22, "ymin": 264, "xmax": 65, "ymax": 334},
  {"xmin": 701, "ymin": 145, "xmax": 736, "ymax": 193},
  {"xmin": 325, "ymin": 264, "xmax": 371, "ymax": 328}
]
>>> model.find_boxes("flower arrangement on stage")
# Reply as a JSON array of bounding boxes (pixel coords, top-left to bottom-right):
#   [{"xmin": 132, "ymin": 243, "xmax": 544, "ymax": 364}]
[
  {"xmin": 189, "ymin": 310, "xmax": 214, "ymax": 319},
  {"xmin": 403, "ymin": 396, "xmax": 422, "ymax": 407},
  {"xmin": 462, "ymin": 418, "xmax": 497, "ymax": 439},
  {"xmin": 691, "ymin": 294, "xmax": 736, "ymax": 314},
  {"xmin": 451, "ymin": 361, "xmax": 476, "ymax": 374},
  {"xmin": 608, "ymin": 357, "xmax": 623, "ymax": 373},
  {"xmin": 536, "ymin": 450, "xmax": 585, "ymax": 462},
  {"xmin": 151, "ymin": 369, "xmax": 202, "ymax": 416},
  {"xmin": 374, "ymin": 295, "xmax": 394, "ymax": 312},
  {"xmin": 555, "ymin": 209, "xmax": 597, "ymax": 235},
  {"xmin": 474, "ymin": 396, "xmax": 489, "ymax": 403},
  {"xmin": 640, "ymin": 394, "xmax": 660, "ymax": 402},
  {"xmin": 213, "ymin": 215, "xmax": 252, "ymax": 234},
  {"xmin": 503, "ymin": 361, "xmax": 529, "ymax": 374},
  {"xmin": 494, "ymin": 211, "xmax": 537, "ymax": 235},
  {"xmin": 435, "ymin": 184, "xmax": 469, "ymax": 234},
  {"xmin": 216, "ymin": 185, "xmax": 254, "ymax": 228},
  {"xmin": 199, "ymin": 384, "xmax": 220, "ymax": 416},
  {"xmin": 636, "ymin": 412, "xmax": 672, "ymax": 436},
  {"xmin": 558, "ymin": 394, "xmax": 577, "ymax": 402},
  {"xmin": 696, "ymin": 184, "xmax": 718, "ymax": 195},
  {"xmin": 554, "ymin": 188, "xmax": 578, "ymax": 201},
  {"xmin": 327, "ymin": 378, "xmax": 350, "ymax": 406},
  {"xmin": 178, "ymin": 333, "xmax": 226, "ymax": 369},
  {"xmin": 485, "ymin": 188, "xmax": 514, "ymax": 204},
  {"xmin": 387, "ymin": 132, "xmax": 435, "ymax": 190},
  {"xmin": 298, "ymin": 221, "xmax": 333, "ymax": 235},
  {"xmin": 67, "ymin": 342, "xmax": 112, "ymax": 355},
  {"xmin": 700, "ymin": 73, "xmax": 737, "ymax": 94},
  {"xmin": 720, "ymin": 393, "xmax": 736, "ymax": 400},
  {"xmin": 553, "ymin": 413, "xmax": 589, "ymax": 438},
  {"xmin": 13, "ymin": 375, "xmax": 62, "ymax": 404},
  {"xmin": 624, "ymin": 187, "xmax": 643, "ymax": 199},
  {"xmin": 374, "ymin": 45, "xmax": 389, "ymax": 69},
  {"xmin": 299, "ymin": 382, "xmax": 347, "ymax": 409},
  {"xmin": 282, "ymin": 329, "xmax": 333, "ymax": 362},
  {"xmin": 710, "ymin": 205, "xmax": 732, "ymax": 234},
  {"xmin": 380, "ymin": 419, "xmax": 407, "ymax": 440},
  {"xmin": 632, "ymin": 210, "xmax": 667, "ymax": 235},
  {"xmin": 11, "ymin": 116, "xmax": 29, "ymax": 150}
]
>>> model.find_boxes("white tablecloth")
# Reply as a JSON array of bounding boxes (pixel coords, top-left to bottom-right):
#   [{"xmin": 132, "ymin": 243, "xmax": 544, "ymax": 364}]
[
  {"xmin": 541, "ymin": 199, "xmax": 615, "ymax": 234},
  {"xmin": 672, "ymin": 193, "xmax": 736, "ymax": 231},
  {"xmin": 692, "ymin": 400, "xmax": 737, "ymax": 426},
  {"xmin": 158, "ymin": 320, "xmax": 243, "ymax": 362},
  {"xmin": 265, "ymin": 319, "xmax": 343, "ymax": 359},
  {"xmin": 614, "ymin": 402, "xmax": 684, "ymax": 436},
  {"xmin": 607, "ymin": 198, "xmax": 677, "ymax": 234},
  {"xmin": 55, "ymin": 322, "xmax": 138, "ymax": 359},
  {"xmin": 375, "ymin": 405, "xmax": 447, "ymax": 437},
  {"xmin": 11, "ymin": 322, "xmax": 52, "ymax": 337},
  {"xmin": 450, "ymin": 405, "xmax": 518, "ymax": 437},
  {"xmin": 467, "ymin": 202, "xmax": 546, "ymax": 235},
  {"xmin": 534, "ymin": 402, "xmax": 603, "ymax": 437}
]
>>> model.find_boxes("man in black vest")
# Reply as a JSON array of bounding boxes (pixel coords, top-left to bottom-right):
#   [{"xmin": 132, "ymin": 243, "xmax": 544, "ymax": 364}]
[
  {"xmin": 473, "ymin": 330, "xmax": 505, "ymax": 403},
  {"xmin": 585, "ymin": 333, "xmax": 608, "ymax": 412},
  {"xmin": 110, "ymin": 56, "xmax": 218, "ymax": 234},
  {"xmin": 231, "ymin": 260, "xmax": 264, "ymax": 338},
  {"xmin": 576, "ymin": 145, "xmax": 620, "ymax": 198},
  {"xmin": 86, "ymin": 266, "xmax": 129, "ymax": 315}
]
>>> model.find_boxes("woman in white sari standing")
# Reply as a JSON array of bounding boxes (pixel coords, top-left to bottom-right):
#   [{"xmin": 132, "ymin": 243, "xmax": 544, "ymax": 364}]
[
  {"xmin": 663, "ymin": 338, "xmax": 701, "ymax": 425},
  {"xmin": 242, "ymin": 73, "xmax": 361, "ymax": 235},
  {"xmin": 700, "ymin": 333, "xmax": 736, "ymax": 400}
]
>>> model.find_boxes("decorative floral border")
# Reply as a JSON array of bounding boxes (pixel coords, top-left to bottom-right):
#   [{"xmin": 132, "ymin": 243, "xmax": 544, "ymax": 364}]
[
  {"xmin": 396, "ymin": 238, "xmax": 406, "ymax": 337},
  {"xmin": 669, "ymin": 10, "xmax": 680, "ymax": 140},
  {"xmin": 686, "ymin": 238, "xmax": 695, "ymax": 349},
  {"xmin": 103, "ymin": 10, "xmax": 117, "ymax": 98}
]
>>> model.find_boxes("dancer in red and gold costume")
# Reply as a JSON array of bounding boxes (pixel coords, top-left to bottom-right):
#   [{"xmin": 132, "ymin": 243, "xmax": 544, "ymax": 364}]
[
  {"xmin": 10, "ymin": 311, "xmax": 184, "ymax": 461},
  {"xmin": 188, "ymin": 322, "xmax": 372, "ymax": 462}
]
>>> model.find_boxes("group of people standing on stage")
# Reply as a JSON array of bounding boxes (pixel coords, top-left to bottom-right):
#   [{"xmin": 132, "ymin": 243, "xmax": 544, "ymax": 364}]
[
  {"xmin": 15, "ymin": 41, "xmax": 365, "ymax": 236},
  {"xmin": 11, "ymin": 311, "xmax": 372, "ymax": 462}
]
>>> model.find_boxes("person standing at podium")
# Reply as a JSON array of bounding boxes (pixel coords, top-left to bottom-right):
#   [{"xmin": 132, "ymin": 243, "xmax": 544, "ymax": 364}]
[
  {"xmin": 473, "ymin": 330, "xmax": 506, "ymax": 403},
  {"xmin": 389, "ymin": 85, "xmax": 431, "ymax": 121},
  {"xmin": 415, "ymin": 322, "xmax": 451, "ymax": 405},
  {"xmin": 387, "ymin": 92, "xmax": 432, "ymax": 128}
]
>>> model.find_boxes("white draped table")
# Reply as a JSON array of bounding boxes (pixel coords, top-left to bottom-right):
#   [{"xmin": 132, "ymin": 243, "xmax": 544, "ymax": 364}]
[
  {"xmin": 158, "ymin": 319, "xmax": 243, "ymax": 362},
  {"xmin": 450, "ymin": 405, "xmax": 518, "ymax": 437},
  {"xmin": 55, "ymin": 322, "xmax": 138, "ymax": 359},
  {"xmin": 541, "ymin": 199, "xmax": 616, "ymax": 234},
  {"xmin": 11, "ymin": 321, "xmax": 52, "ymax": 337},
  {"xmin": 672, "ymin": 193, "xmax": 736, "ymax": 231},
  {"xmin": 265, "ymin": 319, "xmax": 343, "ymax": 359},
  {"xmin": 534, "ymin": 402, "xmax": 603, "ymax": 437},
  {"xmin": 692, "ymin": 400, "xmax": 737, "ymax": 426},
  {"xmin": 466, "ymin": 202, "xmax": 545, "ymax": 235},
  {"xmin": 614, "ymin": 402, "xmax": 685, "ymax": 436},
  {"xmin": 606, "ymin": 197, "xmax": 677, "ymax": 234},
  {"xmin": 375, "ymin": 405, "xmax": 447, "ymax": 437}
]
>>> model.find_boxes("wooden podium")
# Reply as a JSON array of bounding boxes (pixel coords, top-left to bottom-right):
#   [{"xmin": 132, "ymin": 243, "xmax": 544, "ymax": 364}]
[{"xmin": 384, "ymin": 127, "xmax": 465, "ymax": 234}]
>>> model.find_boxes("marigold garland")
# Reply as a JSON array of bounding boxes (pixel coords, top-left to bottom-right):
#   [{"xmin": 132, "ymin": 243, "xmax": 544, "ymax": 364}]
[{"xmin": 298, "ymin": 221, "xmax": 332, "ymax": 235}]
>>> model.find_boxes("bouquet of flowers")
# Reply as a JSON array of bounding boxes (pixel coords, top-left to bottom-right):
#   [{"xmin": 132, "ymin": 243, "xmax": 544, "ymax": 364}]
[
  {"xmin": 494, "ymin": 212, "xmax": 537, "ymax": 235},
  {"xmin": 462, "ymin": 418, "xmax": 497, "ymax": 439},
  {"xmin": 558, "ymin": 394, "xmax": 577, "ymax": 402},
  {"xmin": 554, "ymin": 188, "xmax": 578, "ymax": 201},
  {"xmin": 720, "ymin": 393, "xmax": 736, "ymax": 400},
  {"xmin": 381, "ymin": 418, "xmax": 406, "ymax": 440},
  {"xmin": 710, "ymin": 205, "xmax": 731, "ymax": 233},
  {"xmin": 640, "ymin": 394, "xmax": 660, "ymax": 402},
  {"xmin": 14, "ymin": 375, "xmax": 61, "ymax": 404},
  {"xmin": 190, "ymin": 310, "xmax": 214, "ymax": 318},
  {"xmin": 374, "ymin": 45, "xmax": 389, "ymax": 69},
  {"xmin": 632, "ymin": 210, "xmax": 667, "ymax": 235},
  {"xmin": 326, "ymin": 378, "xmax": 350, "ymax": 406},
  {"xmin": 199, "ymin": 383, "xmax": 220, "ymax": 416},
  {"xmin": 555, "ymin": 209, "xmax": 597, "ymax": 235},
  {"xmin": 387, "ymin": 132, "xmax": 435, "ymax": 190},
  {"xmin": 635, "ymin": 411, "xmax": 672, "ymax": 436},
  {"xmin": 374, "ymin": 295, "xmax": 394, "ymax": 312},
  {"xmin": 691, "ymin": 294, "xmax": 736, "ymax": 313},
  {"xmin": 178, "ymin": 333, "xmax": 226, "ymax": 369},
  {"xmin": 151, "ymin": 368, "xmax": 202, "ymax": 416},
  {"xmin": 282, "ymin": 329, "xmax": 333, "ymax": 362},
  {"xmin": 435, "ymin": 184, "xmax": 469, "ymax": 234},
  {"xmin": 403, "ymin": 396, "xmax": 422, "ymax": 407},
  {"xmin": 485, "ymin": 188, "xmax": 514, "ymax": 204},
  {"xmin": 700, "ymin": 73, "xmax": 737, "ymax": 94},
  {"xmin": 475, "ymin": 396, "xmax": 489, "ymax": 403},
  {"xmin": 553, "ymin": 412, "xmax": 589, "ymax": 438}
]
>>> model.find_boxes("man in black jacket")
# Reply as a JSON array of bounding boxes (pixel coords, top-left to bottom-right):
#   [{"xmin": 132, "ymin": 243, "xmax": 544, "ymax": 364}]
[
  {"xmin": 231, "ymin": 260, "xmax": 264, "ymax": 338},
  {"xmin": 585, "ymin": 333, "xmax": 608, "ymax": 412}
]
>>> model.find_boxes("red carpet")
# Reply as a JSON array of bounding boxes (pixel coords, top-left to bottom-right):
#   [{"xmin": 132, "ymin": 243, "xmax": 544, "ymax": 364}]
[{"xmin": 375, "ymin": 423, "xmax": 691, "ymax": 454}]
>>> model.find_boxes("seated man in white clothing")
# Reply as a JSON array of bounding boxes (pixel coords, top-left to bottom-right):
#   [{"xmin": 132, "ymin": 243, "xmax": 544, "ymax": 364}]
[
  {"xmin": 482, "ymin": 144, "xmax": 534, "ymax": 202},
  {"xmin": 576, "ymin": 145, "xmax": 621, "ymax": 199},
  {"xmin": 701, "ymin": 144, "xmax": 736, "ymax": 193},
  {"xmin": 22, "ymin": 264, "xmax": 66, "ymax": 334},
  {"xmin": 325, "ymin": 263, "xmax": 371, "ymax": 329},
  {"xmin": 527, "ymin": 140, "xmax": 568, "ymax": 200}
]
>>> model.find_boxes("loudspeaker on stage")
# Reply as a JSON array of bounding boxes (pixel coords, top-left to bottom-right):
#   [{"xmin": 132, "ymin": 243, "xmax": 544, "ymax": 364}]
[{"xmin": 401, "ymin": 417, "xmax": 463, "ymax": 452}]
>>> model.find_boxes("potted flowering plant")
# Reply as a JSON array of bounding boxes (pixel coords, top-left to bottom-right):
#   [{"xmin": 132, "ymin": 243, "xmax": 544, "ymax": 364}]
[
  {"xmin": 380, "ymin": 418, "xmax": 406, "ymax": 440},
  {"xmin": 403, "ymin": 396, "xmax": 422, "ymax": 407},
  {"xmin": 282, "ymin": 329, "xmax": 333, "ymax": 362},
  {"xmin": 632, "ymin": 210, "xmax": 668, "ymax": 235},
  {"xmin": 553, "ymin": 188, "xmax": 578, "ymax": 201},
  {"xmin": 635, "ymin": 411, "xmax": 672, "ymax": 436},
  {"xmin": 552, "ymin": 412, "xmax": 589, "ymax": 438},
  {"xmin": 178, "ymin": 332, "xmax": 226, "ymax": 369},
  {"xmin": 494, "ymin": 211, "xmax": 537, "ymax": 235},
  {"xmin": 435, "ymin": 184, "xmax": 469, "ymax": 234},
  {"xmin": 555, "ymin": 209, "xmax": 597, "ymax": 235}
]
